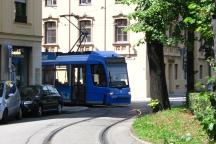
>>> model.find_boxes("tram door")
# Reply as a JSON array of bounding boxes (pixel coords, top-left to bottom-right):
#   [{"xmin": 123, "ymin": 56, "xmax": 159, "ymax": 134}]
[{"xmin": 71, "ymin": 65, "xmax": 86, "ymax": 104}]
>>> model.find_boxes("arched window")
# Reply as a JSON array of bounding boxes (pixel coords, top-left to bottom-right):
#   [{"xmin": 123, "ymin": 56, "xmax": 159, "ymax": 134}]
[
  {"xmin": 114, "ymin": 19, "xmax": 128, "ymax": 42},
  {"xmin": 45, "ymin": 22, "xmax": 56, "ymax": 44}
]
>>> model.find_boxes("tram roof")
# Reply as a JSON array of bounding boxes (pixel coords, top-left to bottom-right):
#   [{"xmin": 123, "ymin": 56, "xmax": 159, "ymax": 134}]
[{"xmin": 42, "ymin": 51, "xmax": 120, "ymax": 65}]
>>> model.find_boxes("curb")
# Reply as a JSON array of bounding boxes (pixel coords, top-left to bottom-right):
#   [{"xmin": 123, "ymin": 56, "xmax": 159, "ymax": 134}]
[
  {"xmin": 129, "ymin": 117, "xmax": 152, "ymax": 144},
  {"xmin": 130, "ymin": 125, "xmax": 151, "ymax": 144}
]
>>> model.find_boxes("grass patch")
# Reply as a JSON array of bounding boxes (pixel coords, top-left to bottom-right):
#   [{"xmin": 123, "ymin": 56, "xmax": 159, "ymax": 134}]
[{"xmin": 132, "ymin": 107, "xmax": 208, "ymax": 144}]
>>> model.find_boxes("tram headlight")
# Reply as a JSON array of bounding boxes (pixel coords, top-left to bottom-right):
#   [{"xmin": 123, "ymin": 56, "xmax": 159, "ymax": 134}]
[
  {"xmin": 107, "ymin": 92, "xmax": 114, "ymax": 96},
  {"xmin": 128, "ymin": 91, "xmax": 131, "ymax": 95},
  {"xmin": 24, "ymin": 101, "xmax": 33, "ymax": 105}
]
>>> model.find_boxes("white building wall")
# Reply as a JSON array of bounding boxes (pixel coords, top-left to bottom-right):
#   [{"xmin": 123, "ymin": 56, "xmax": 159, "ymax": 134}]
[
  {"xmin": 42, "ymin": 0, "xmax": 209, "ymax": 99},
  {"xmin": 42, "ymin": 0, "xmax": 150, "ymax": 100}
]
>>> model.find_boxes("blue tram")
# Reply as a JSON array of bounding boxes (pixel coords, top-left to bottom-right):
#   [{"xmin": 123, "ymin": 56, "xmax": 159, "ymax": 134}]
[{"xmin": 42, "ymin": 51, "xmax": 131, "ymax": 105}]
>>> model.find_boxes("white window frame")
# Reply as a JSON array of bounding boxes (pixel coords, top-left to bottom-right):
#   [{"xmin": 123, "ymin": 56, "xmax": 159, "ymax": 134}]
[
  {"xmin": 114, "ymin": 19, "xmax": 128, "ymax": 43},
  {"xmin": 15, "ymin": 0, "xmax": 25, "ymax": 3},
  {"xmin": 79, "ymin": 20, "xmax": 92, "ymax": 43},
  {"xmin": 46, "ymin": 0, "xmax": 57, "ymax": 7},
  {"xmin": 80, "ymin": 0, "xmax": 91, "ymax": 5},
  {"xmin": 45, "ymin": 21, "xmax": 56, "ymax": 44}
]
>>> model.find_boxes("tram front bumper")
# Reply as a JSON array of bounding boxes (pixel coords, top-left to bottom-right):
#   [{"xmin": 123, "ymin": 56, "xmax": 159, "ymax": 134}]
[{"xmin": 106, "ymin": 94, "xmax": 131, "ymax": 105}]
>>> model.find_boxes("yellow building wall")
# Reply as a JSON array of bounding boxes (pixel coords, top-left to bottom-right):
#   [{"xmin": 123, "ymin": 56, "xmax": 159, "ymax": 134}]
[{"xmin": 0, "ymin": 0, "xmax": 42, "ymax": 85}]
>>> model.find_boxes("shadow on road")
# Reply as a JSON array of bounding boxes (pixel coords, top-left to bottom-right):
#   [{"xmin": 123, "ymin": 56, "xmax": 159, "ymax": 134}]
[{"xmin": 0, "ymin": 97, "xmax": 186, "ymax": 125}]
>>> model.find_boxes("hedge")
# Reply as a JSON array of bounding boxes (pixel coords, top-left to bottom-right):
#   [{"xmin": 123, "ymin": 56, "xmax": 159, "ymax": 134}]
[{"xmin": 189, "ymin": 92, "xmax": 216, "ymax": 142}]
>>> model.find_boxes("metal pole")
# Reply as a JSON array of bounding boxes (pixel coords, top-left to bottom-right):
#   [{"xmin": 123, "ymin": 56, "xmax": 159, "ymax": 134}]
[
  {"xmin": 104, "ymin": 0, "xmax": 106, "ymax": 51},
  {"xmin": 69, "ymin": 0, "xmax": 71, "ymax": 52}
]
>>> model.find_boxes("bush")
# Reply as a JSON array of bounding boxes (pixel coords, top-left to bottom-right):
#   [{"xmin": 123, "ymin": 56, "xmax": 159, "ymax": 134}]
[
  {"xmin": 147, "ymin": 99, "xmax": 161, "ymax": 112},
  {"xmin": 189, "ymin": 92, "xmax": 216, "ymax": 141}
]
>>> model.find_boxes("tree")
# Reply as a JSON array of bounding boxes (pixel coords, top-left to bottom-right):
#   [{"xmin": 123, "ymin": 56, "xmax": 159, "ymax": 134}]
[
  {"xmin": 122, "ymin": 0, "xmax": 215, "ymax": 109},
  {"xmin": 122, "ymin": 0, "xmax": 187, "ymax": 110},
  {"xmin": 184, "ymin": 1, "xmax": 215, "ymax": 106}
]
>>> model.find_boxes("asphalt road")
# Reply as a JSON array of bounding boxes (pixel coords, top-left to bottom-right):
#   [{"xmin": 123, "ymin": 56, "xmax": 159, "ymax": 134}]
[{"xmin": 0, "ymin": 97, "xmax": 185, "ymax": 144}]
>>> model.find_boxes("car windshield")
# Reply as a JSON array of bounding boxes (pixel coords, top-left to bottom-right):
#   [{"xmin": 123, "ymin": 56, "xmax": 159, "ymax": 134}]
[
  {"xmin": 20, "ymin": 86, "xmax": 39, "ymax": 98},
  {"xmin": 0, "ymin": 82, "xmax": 3, "ymax": 97},
  {"xmin": 107, "ymin": 64, "xmax": 129, "ymax": 88}
]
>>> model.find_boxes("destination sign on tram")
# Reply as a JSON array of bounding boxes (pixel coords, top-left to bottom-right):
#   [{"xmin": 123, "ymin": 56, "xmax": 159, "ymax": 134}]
[{"xmin": 106, "ymin": 57, "xmax": 125, "ymax": 64}]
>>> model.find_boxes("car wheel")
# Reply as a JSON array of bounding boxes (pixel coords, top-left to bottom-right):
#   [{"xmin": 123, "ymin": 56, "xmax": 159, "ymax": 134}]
[
  {"xmin": 16, "ymin": 107, "xmax": 22, "ymax": 120},
  {"xmin": 2, "ymin": 109, "xmax": 8, "ymax": 123},
  {"xmin": 57, "ymin": 104, "xmax": 62, "ymax": 114},
  {"xmin": 36, "ymin": 106, "xmax": 43, "ymax": 117}
]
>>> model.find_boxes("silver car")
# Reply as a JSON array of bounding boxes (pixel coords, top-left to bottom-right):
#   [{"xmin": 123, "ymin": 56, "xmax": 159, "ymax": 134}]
[{"xmin": 0, "ymin": 81, "xmax": 22, "ymax": 123}]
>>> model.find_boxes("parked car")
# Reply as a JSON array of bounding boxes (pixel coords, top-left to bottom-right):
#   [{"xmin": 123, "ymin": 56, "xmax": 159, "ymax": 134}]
[
  {"xmin": 20, "ymin": 85, "xmax": 63, "ymax": 117},
  {"xmin": 0, "ymin": 81, "xmax": 22, "ymax": 123}
]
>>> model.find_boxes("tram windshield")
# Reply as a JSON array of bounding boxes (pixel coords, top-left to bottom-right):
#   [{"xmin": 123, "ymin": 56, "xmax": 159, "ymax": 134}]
[{"xmin": 107, "ymin": 64, "xmax": 129, "ymax": 88}]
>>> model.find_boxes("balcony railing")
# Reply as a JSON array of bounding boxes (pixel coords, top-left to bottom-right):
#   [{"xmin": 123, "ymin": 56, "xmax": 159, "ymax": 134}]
[
  {"xmin": 164, "ymin": 46, "xmax": 181, "ymax": 57},
  {"xmin": 113, "ymin": 43, "xmax": 136, "ymax": 57}
]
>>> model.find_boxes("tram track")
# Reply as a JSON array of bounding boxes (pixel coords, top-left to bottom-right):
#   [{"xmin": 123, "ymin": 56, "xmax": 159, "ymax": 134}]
[
  {"xmin": 41, "ymin": 108, "xmax": 111, "ymax": 144},
  {"xmin": 25, "ymin": 107, "xmax": 142, "ymax": 144},
  {"xmin": 99, "ymin": 109, "xmax": 142, "ymax": 144}
]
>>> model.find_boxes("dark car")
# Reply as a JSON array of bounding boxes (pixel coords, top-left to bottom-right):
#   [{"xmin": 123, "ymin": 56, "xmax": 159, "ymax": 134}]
[{"xmin": 20, "ymin": 85, "xmax": 63, "ymax": 116}]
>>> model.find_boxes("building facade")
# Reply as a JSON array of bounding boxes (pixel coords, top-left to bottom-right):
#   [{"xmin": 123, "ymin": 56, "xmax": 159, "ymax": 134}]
[
  {"xmin": 42, "ymin": 0, "xmax": 208, "ymax": 100},
  {"xmin": 0, "ymin": 0, "xmax": 42, "ymax": 86},
  {"xmin": 164, "ymin": 38, "xmax": 209, "ymax": 96}
]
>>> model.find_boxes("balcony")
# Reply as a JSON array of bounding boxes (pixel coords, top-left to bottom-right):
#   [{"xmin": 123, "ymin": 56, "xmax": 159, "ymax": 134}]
[
  {"xmin": 77, "ymin": 43, "xmax": 94, "ymax": 52},
  {"xmin": 164, "ymin": 46, "xmax": 181, "ymax": 57},
  {"xmin": 113, "ymin": 42, "xmax": 136, "ymax": 57}
]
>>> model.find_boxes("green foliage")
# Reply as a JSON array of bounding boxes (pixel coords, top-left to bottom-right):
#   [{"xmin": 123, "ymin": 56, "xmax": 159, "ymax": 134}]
[
  {"xmin": 122, "ymin": 0, "xmax": 187, "ymax": 45},
  {"xmin": 132, "ymin": 107, "xmax": 208, "ymax": 143},
  {"xmin": 122, "ymin": 0, "xmax": 215, "ymax": 50},
  {"xmin": 189, "ymin": 92, "xmax": 216, "ymax": 141},
  {"xmin": 148, "ymin": 99, "xmax": 159, "ymax": 109},
  {"xmin": 190, "ymin": 59, "xmax": 216, "ymax": 141},
  {"xmin": 184, "ymin": 1, "xmax": 214, "ymax": 40},
  {"xmin": 148, "ymin": 99, "xmax": 160, "ymax": 112}
]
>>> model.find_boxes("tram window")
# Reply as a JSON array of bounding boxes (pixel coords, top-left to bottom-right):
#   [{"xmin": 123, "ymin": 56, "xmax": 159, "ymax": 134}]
[
  {"xmin": 55, "ymin": 65, "xmax": 69, "ymax": 85},
  {"xmin": 74, "ymin": 67, "xmax": 78, "ymax": 84},
  {"xmin": 73, "ymin": 66, "xmax": 85, "ymax": 85},
  {"xmin": 90, "ymin": 64, "xmax": 107, "ymax": 87}
]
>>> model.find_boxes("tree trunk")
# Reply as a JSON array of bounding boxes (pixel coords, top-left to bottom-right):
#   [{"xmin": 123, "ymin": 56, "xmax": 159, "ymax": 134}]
[
  {"xmin": 186, "ymin": 30, "xmax": 195, "ymax": 107},
  {"xmin": 147, "ymin": 41, "xmax": 171, "ymax": 110}
]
